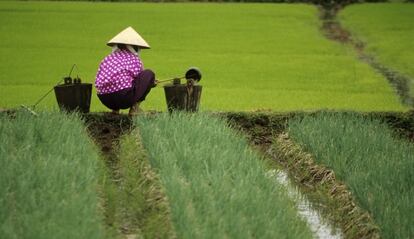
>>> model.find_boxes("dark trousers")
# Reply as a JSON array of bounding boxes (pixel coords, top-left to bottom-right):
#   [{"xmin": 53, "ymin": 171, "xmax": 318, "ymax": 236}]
[{"xmin": 98, "ymin": 69, "xmax": 155, "ymax": 110}]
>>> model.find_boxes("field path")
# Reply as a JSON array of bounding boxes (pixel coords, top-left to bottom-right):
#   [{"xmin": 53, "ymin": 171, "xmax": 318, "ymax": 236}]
[
  {"xmin": 320, "ymin": 5, "xmax": 414, "ymax": 107},
  {"xmin": 84, "ymin": 114, "xmax": 133, "ymax": 235}
]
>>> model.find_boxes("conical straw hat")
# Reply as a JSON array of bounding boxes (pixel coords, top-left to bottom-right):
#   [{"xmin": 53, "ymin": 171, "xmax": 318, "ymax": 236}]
[{"xmin": 107, "ymin": 26, "xmax": 150, "ymax": 49}]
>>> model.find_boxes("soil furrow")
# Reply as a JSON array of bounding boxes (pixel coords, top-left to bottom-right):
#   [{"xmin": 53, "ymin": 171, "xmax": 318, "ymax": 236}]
[
  {"xmin": 85, "ymin": 114, "xmax": 132, "ymax": 183},
  {"xmin": 84, "ymin": 113, "xmax": 175, "ymax": 238},
  {"xmin": 84, "ymin": 114, "xmax": 133, "ymax": 235}
]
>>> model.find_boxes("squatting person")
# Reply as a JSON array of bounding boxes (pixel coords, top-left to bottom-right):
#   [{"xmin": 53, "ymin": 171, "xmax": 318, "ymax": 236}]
[{"xmin": 95, "ymin": 26, "xmax": 157, "ymax": 116}]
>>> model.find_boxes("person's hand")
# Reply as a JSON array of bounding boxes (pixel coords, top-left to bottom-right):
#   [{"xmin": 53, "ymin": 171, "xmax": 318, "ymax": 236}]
[{"xmin": 152, "ymin": 79, "xmax": 159, "ymax": 88}]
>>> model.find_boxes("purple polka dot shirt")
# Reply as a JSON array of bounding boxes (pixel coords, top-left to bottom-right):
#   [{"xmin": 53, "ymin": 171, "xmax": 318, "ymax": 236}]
[{"xmin": 95, "ymin": 49, "xmax": 143, "ymax": 95}]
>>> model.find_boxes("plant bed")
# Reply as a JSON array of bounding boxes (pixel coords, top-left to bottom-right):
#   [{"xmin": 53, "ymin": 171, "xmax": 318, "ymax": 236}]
[
  {"xmin": 225, "ymin": 111, "xmax": 414, "ymax": 239},
  {"xmin": 2, "ymin": 110, "xmax": 412, "ymax": 238},
  {"xmin": 135, "ymin": 112, "xmax": 314, "ymax": 238},
  {"xmin": 0, "ymin": 111, "xmax": 105, "ymax": 239},
  {"xmin": 288, "ymin": 113, "xmax": 414, "ymax": 239},
  {"xmin": 273, "ymin": 134, "xmax": 379, "ymax": 239}
]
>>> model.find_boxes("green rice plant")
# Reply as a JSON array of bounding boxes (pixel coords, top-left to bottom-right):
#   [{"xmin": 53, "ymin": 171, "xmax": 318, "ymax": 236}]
[
  {"xmin": 339, "ymin": 3, "xmax": 414, "ymax": 97},
  {"xmin": 135, "ymin": 112, "xmax": 313, "ymax": 238},
  {"xmin": 288, "ymin": 112, "xmax": 414, "ymax": 239},
  {"xmin": 0, "ymin": 1, "xmax": 405, "ymax": 112},
  {"xmin": 0, "ymin": 111, "xmax": 105, "ymax": 239}
]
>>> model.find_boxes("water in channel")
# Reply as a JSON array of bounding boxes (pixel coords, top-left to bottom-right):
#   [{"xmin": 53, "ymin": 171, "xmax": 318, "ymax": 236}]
[{"xmin": 266, "ymin": 169, "xmax": 342, "ymax": 239}]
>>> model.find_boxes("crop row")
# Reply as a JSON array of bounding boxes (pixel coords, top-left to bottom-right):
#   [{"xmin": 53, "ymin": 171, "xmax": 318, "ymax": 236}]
[
  {"xmin": 0, "ymin": 111, "xmax": 315, "ymax": 238},
  {"xmin": 135, "ymin": 113, "xmax": 314, "ymax": 238},
  {"xmin": 0, "ymin": 112, "xmax": 105, "ymax": 239},
  {"xmin": 288, "ymin": 113, "xmax": 414, "ymax": 239},
  {"xmin": 2, "ymin": 111, "xmax": 413, "ymax": 238}
]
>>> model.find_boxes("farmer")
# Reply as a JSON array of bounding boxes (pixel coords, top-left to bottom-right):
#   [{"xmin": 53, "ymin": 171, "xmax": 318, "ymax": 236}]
[{"xmin": 95, "ymin": 26, "xmax": 157, "ymax": 116}]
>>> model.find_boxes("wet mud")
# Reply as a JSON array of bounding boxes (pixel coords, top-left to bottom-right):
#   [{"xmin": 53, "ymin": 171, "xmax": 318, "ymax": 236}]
[{"xmin": 83, "ymin": 113, "xmax": 132, "ymax": 165}]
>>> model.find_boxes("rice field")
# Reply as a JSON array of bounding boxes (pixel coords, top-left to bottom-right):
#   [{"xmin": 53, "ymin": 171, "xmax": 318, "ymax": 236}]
[
  {"xmin": 339, "ymin": 3, "xmax": 414, "ymax": 97},
  {"xmin": 0, "ymin": 1, "xmax": 405, "ymax": 112}
]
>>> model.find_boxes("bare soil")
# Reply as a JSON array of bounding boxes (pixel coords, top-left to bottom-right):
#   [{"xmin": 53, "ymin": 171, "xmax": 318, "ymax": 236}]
[
  {"xmin": 84, "ymin": 113, "xmax": 132, "ymax": 155},
  {"xmin": 83, "ymin": 113, "xmax": 133, "ymax": 178}
]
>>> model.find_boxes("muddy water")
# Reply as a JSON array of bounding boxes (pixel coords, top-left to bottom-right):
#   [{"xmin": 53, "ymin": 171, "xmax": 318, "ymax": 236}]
[{"xmin": 266, "ymin": 169, "xmax": 342, "ymax": 239}]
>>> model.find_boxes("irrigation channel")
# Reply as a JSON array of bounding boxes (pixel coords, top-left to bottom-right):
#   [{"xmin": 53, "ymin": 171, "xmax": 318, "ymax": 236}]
[
  {"xmin": 320, "ymin": 5, "xmax": 414, "ymax": 107},
  {"xmin": 84, "ymin": 112, "xmax": 414, "ymax": 238}
]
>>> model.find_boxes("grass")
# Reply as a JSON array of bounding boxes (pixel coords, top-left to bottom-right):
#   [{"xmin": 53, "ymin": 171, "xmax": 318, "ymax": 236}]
[
  {"xmin": 102, "ymin": 129, "xmax": 175, "ymax": 238},
  {"xmin": 288, "ymin": 112, "xmax": 414, "ymax": 239},
  {"xmin": 135, "ymin": 112, "xmax": 313, "ymax": 238},
  {"xmin": 339, "ymin": 3, "xmax": 414, "ymax": 97},
  {"xmin": 0, "ymin": 111, "xmax": 105, "ymax": 239},
  {"xmin": 0, "ymin": 1, "xmax": 405, "ymax": 112}
]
